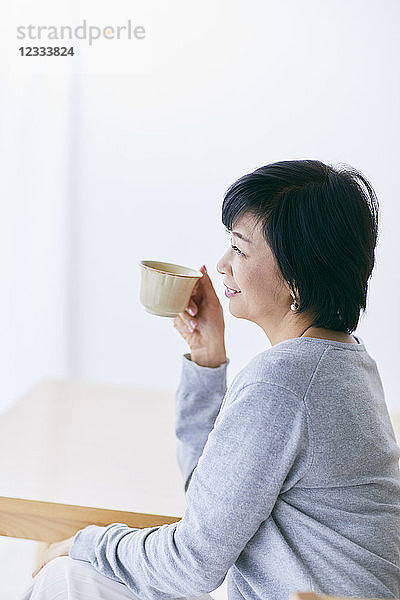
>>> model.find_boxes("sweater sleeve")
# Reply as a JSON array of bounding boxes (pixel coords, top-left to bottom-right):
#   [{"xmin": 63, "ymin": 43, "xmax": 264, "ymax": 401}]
[
  {"xmin": 69, "ymin": 381, "xmax": 312, "ymax": 600},
  {"xmin": 175, "ymin": 352, "xmax": 230, "ymax": 492}
]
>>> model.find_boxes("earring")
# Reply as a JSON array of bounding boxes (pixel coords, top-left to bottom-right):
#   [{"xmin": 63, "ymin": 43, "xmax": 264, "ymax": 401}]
[{"xmin": 290, "ymin": 290, "xmax": 299, "ymax": 311}]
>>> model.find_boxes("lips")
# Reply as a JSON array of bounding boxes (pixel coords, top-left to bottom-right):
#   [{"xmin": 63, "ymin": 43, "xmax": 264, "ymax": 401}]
[
  {"xmin": 223, "ymin": 281, "xmax": 240, "ymax": 292},
  {"xmin": 224, "ymin": 284, "xmax": 241, "ymax": 298}
]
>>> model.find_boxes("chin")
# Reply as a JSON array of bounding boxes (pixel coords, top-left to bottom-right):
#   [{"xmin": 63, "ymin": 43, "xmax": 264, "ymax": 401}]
[
  {"xmin": 229, "ymin": 305, "xmax": 249, "ymax": 321},
  {"xmin": 229, "ymin": 305, "xmax": 240, "ymax": 317}
]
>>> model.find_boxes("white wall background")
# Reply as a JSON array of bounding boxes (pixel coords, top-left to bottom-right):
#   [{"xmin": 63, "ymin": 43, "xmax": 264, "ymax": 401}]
[{"xmin": 1, "ymin": 0, "xmax": 400, "ymax": 417}]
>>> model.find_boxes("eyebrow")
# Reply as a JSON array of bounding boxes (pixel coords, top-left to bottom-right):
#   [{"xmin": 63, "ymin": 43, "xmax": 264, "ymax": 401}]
[{"xmin": 231, "ymin": 231, "xmax": 252, "ymax": 244}]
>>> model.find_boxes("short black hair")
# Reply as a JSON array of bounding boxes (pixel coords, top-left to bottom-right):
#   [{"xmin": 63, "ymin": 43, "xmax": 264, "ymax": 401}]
[{"xmin": 221, "ymin": 159, "xmax": 379, "ymax": 333}]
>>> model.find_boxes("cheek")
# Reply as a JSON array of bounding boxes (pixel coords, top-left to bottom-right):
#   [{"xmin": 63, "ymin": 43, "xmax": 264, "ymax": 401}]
[
  {"xmin": 242, "ymin": 263, "xmax": 280, "ymax": 300},
  {"xmin": 236, "ymin": 265, "xmax": 260, "ymax": 293}
]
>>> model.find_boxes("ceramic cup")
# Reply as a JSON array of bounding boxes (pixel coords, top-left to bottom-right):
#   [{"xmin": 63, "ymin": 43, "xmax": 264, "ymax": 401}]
[{"xmin": 139, "ymin": 260, "xmax": 203, "ymax": 317}]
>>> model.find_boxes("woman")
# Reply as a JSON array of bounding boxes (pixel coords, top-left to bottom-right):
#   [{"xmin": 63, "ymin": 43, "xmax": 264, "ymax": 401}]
[{"xmin": 23, "ymin": 160, "xmax": 400, "ymax": 600}]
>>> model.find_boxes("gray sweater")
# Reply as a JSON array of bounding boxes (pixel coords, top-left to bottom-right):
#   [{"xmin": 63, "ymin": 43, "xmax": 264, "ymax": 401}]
[{"xmin": 69, "ymin": 336, "xmax": 400, "ymax": 599}]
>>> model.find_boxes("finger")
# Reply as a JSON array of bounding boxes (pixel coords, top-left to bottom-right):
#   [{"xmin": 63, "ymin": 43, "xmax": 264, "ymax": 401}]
[
  {"xmin": 178, "ymin": 312, "xmax": 197, "ymax": 333},
  {"xmin": 172, "ymin": 314, "xmax": 187, "ymax": 334},
  {"xmin": 189, "ymin": 279, "xmax": 204, "ymax": 306},
  {"xmin": 191, "ymin": 265, "xmax": 207, "ymax": 295},
  {"xmin": 175, "ymin": 312, "xmax": 197, "ymax": 333},
  {"xmin": 190, "ymin": 281, "xmax": 201, "ymax": 299},
  {"xmin": 185, "ymin": 300, "xmax": 198, "ymax": 316},
  {"xmin": 197, "ymin": 265, "xmax": 216, "ymax": 297}
]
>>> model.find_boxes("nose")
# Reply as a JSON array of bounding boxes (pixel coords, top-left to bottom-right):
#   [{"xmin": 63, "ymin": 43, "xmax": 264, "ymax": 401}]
[{"xmin": 216, "ymin": 248, "xmax": 231, "ymax": 276}]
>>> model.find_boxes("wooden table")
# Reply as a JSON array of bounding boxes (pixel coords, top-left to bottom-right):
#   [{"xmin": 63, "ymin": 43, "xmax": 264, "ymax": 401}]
[{"xmin": 0, "ymin": 379, "xmax": 186, "ymax": 564}]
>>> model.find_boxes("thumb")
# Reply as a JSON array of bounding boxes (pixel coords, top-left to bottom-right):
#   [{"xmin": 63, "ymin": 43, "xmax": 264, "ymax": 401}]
[{"xmin": 199, "ymin": 265, "xmax": 217, "ymax": 297}]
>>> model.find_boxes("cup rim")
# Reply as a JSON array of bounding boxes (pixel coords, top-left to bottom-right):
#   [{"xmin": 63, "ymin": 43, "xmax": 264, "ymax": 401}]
[{"xmin": 139, "ymin": 260, "xmax": 203, "ymax": 278}]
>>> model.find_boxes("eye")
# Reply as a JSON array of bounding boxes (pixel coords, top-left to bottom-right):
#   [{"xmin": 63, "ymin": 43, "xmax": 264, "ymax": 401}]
[{"xmin": 231, "ymin": 244, "xmax": 245, "ymax": 257}]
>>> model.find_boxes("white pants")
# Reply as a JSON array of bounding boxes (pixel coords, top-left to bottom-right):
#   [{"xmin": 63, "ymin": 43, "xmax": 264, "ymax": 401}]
[{"xmin": 20, "ymin": 556, "xmax": 215, "ymax": 600}]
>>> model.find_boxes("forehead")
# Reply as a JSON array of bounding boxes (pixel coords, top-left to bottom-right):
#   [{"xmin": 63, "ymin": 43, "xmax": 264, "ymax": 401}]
[{"xmin": 232, "ymin": 213, "xmax": 262, "ymax": 242}]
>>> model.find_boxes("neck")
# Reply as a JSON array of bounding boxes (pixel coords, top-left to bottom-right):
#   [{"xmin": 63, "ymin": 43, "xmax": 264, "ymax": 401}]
[
  {"xmin": 298, "ymin": 324, "xmax": 313, "ymax": 338},
  {"xmin": 260, "ymin": 312, "xmax": 356, "ymax": 346}
]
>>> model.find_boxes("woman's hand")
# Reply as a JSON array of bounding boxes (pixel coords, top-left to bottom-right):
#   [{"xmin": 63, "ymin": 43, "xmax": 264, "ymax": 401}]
[
  {"xmin": 32, "ymin": 535, "xmax": 75, "ymax": 578},
  {"xmin": 173, "ymin": 265, "xmax": 227, "ymax": 367}
]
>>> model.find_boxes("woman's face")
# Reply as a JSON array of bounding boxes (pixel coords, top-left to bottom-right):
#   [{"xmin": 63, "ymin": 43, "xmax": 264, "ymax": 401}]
[{"xmin": 216, "ymin": 213, "xmax": 292, "ymax": 328}]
